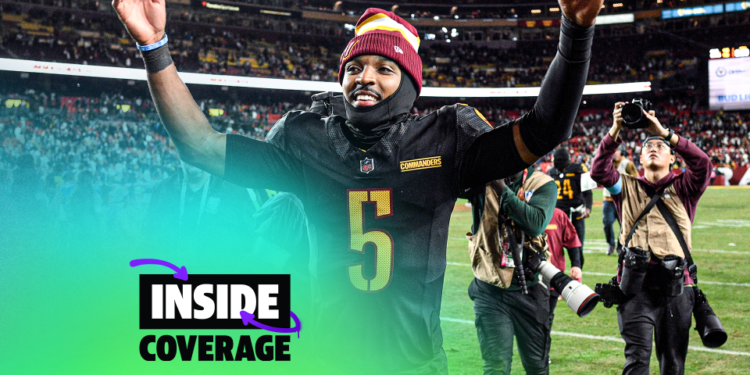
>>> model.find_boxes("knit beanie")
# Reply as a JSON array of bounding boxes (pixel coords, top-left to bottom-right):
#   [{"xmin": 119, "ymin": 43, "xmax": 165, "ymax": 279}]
[
  {"xmin": 338, "ymin": 8, "xmax": 423, "ymax": 95},
  {"xmin": 553, "ymin": 147, "xmax": 571, "ymax": 171}
]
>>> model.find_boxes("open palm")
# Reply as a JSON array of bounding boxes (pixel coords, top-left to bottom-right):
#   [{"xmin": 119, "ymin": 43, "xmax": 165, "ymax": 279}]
[{"xmin": 112, "ymin": 0, "xmax": 166, "ymax": 46}]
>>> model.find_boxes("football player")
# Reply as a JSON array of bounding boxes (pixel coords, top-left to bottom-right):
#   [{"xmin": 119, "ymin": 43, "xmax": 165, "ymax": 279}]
[
  {"xmin": 113, "ymin": 0, "xmax": 603, "ymax": 372},
  {"xmin": 548, "ymin": 147, "xmax": 593, "ymax": 265}
]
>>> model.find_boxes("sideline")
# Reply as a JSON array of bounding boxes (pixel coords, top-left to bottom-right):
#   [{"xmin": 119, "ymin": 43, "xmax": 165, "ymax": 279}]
[{"xmin": 440, "ymin": 317, "xmax": 750, "ymax": 357}]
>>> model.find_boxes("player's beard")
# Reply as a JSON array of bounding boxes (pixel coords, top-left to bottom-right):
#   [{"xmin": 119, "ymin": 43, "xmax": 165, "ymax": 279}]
[{"xmin": 343, "ymin": 73, "xmax": 417, "ymax": 148}]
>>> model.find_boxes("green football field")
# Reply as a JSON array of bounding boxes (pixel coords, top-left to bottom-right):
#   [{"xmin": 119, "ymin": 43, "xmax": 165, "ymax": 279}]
[{"xmin": 441, "ymin": 187, "xmax": 750, "ymax": 374}]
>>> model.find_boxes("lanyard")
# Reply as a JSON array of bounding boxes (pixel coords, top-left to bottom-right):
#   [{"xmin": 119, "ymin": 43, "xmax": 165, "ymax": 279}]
[
  {"xmin": 179, "ymin": 175, "xmax": 211, "ymax": 227},
  {"xmin": 516, "ymin": 168, "xmax": 529, "ymax": 201}
]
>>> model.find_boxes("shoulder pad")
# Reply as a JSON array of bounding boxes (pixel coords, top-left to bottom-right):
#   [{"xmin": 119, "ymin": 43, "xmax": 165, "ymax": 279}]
[
  {"xmin": 456, "ymin": 104, "xmax": 494, "ymax": 131},
  {"xmin": 435, "ymin": 104, "xmax": 494, "ymax": 132},
  {"xmin": 266, "ymin": 110, "xmax": 322, "ymax": 150},
  {"xmin": 566, "ymin": 163, "xmax": 583, "ymax": 174}
]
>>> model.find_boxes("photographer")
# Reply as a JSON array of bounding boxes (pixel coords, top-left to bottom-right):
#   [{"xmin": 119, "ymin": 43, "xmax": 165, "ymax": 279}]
[
  {"xmin": 590, "ymin": 101, "xmax": 712, "ymax": 375},
  {"xmin": 465, "ymin": 166, "xmax": 557, "ymax": 375}
]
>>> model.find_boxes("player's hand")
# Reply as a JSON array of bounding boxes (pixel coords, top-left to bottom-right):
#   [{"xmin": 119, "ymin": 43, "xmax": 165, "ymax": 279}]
[
  {"xmin": 612, "ymin": 101, "xmax": 626, "ymax": 129},
  {"xmin": 570, "ymin": 266, "xmax": 582, "ymax": 281},
  {"xmin": 582, "ymin": 208, "xmax": 591, "ymax": 219},
  {"xmin": 642, "ymin": 110, "xmax": 669, "ymax": 138},
  {"xmin": 112, "ymin": 0, "xmax": 166, "ymax": 46},
  {"xmin": 559, "ymin": 0, "xmax": 604, "ymax": 27}
]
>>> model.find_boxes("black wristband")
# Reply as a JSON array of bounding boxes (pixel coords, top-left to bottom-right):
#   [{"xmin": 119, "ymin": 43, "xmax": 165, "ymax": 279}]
[
  {"xmin": 558, "ymin": 16, "xmax": 595, "ymax": 63},
  {"xmin": 667, "ymin": 129, "xmax": 675, "ymax": 143},
  {"xmin": 142, "ymin": 45, "xmax": 174, "ymax": 74}
]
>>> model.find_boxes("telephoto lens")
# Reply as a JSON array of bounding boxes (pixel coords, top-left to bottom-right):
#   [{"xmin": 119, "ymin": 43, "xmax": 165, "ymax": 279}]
[
  {"xmin": 538, "ymin": 261, "xmax": 599, "ymax": 317},
  {"xmin": 619, "ymin": 247, "xmax": 650, "ymax": 295},
  {"xmin": 693, "ymin": 289, "xmax": 728, "ymax": 348},
  {"xmin": 620, "ymin": 99, "xmax": 653, "ymax": 129}
]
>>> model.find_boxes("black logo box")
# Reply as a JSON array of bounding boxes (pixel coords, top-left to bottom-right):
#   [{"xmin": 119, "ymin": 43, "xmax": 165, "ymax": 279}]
[{"xmin": 139, "ymin": 274, "xmax": 290, "ymax": 329}]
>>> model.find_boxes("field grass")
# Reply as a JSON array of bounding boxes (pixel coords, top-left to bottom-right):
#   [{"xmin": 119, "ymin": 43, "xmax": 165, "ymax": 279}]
[{"xmin": 442, "ymin": 187, "xmax": 750, "ymax": 374}]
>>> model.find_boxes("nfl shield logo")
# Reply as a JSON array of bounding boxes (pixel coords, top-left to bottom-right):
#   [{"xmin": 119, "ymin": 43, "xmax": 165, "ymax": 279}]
[{"xmin": 360, "ymin": 158, "xmax": 375, "ymax": 174}]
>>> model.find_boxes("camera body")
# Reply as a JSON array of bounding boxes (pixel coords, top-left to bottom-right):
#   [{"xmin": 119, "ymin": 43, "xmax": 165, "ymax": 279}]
[
  {"xmin": 621, "ymin": 98, "xmax": 653, "ymax": 129},
  {"xmin": 595, "ymin": 277, "xmax": 626, "ymax": 308}
]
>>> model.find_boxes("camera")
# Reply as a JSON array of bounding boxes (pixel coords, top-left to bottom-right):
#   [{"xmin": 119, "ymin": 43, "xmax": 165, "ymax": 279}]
[
  {"xmin": 620, "ymin": 99, "xmax": 653, "ymax": 129},
  {"xmin": 538, "ymin": 261, "xmax": 599, "ymax": 317},
  {"xmin": 595, "ymin": 277, "xmax": 626, "ymax": 308},
  {"xmin": 693, "ymin": 288, "xmax": 728, "ymax": 348}
]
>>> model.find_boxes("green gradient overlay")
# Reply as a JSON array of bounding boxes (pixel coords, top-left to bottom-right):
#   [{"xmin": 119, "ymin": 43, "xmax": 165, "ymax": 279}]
[{"xmin": 0, "ymin": 225, "xmax": 334, "ymax": 374}]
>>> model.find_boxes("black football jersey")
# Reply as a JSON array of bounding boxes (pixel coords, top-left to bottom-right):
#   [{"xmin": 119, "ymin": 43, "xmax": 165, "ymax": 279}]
[
  {"xmin": 224, "ymin": 104, "xmax": 526, "ymax": 373},
  {"xmin": 548, "ymin": 163, "xmax": 587, "ymax": 211}
]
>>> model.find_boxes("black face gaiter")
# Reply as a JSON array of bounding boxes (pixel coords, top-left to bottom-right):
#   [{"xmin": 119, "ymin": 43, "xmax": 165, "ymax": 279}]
[{"xmin": 342, "ymin": 72, "xmax": 417, "ymax": 150}]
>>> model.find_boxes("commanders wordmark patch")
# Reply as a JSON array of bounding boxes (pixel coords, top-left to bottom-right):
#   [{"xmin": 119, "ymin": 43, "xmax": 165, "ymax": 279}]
[{"xmin": 400, "ymin": 156, "xmax": 442, "ymax": 172}]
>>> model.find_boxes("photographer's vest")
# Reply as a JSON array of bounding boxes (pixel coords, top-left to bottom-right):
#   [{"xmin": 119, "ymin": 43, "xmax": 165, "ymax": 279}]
[
  {"xmin": 466, "ymin": 172, "xmax": 552, "ymax": 289},
  {"xmin": 617, "ymin": 174, "xmax": 692, "ymax": 259}
]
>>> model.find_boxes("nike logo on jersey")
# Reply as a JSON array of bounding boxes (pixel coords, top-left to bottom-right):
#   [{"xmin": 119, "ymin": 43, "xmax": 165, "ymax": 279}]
[{"xmin": 400, "ymin": 156, "xmax": 442, "ymax": 172}]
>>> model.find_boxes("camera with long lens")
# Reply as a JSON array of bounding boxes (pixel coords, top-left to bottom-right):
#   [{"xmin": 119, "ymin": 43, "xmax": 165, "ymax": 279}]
[
  {"xmin": 620, "ymin": 99, "xmax": 653, "ymax": 129},
  {"xmin": 693, "ymin": 288, "xmax": 728, "ymax": 348},
  {"xmin": 538, "ymin": 261, "xmax": 599, "ymax": 317}
]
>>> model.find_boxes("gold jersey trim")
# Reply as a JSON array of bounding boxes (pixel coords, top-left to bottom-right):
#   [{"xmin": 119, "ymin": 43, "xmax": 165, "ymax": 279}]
[{"xmin": 400, "ymin": 156, "xmax": 442, "ymax": 172}]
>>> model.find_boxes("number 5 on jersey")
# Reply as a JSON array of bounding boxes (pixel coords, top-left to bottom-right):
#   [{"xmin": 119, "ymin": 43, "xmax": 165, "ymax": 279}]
[{"xmin": 347, "ymin": 189, "xmax": 394, "ymax": 292}]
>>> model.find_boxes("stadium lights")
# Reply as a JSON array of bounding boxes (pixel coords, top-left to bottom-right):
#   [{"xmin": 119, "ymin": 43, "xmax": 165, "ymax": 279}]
[
  {"xmin": 0, "ymin": 58, "xmax": 651, "ymax": 98},
  {"xmin": 596, "ymin": 13, "xmax": 635, "ymax": 25}
]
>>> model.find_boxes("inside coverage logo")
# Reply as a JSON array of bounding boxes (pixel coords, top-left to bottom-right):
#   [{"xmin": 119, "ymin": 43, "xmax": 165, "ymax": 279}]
[{"xmin": 131, "ymin": 259, "xmax": 300, "ymax": 362}]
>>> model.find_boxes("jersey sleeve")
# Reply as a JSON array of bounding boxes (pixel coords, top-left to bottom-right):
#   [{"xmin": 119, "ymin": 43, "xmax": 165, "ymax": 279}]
[
  {"xmin": 223, "ymin": 113, "xmax": 307, "ymax": 196},
  {"xmin": 561, "ymin": 214, "xmax": 582, "ymax": 249},
  {"xmin": 453, "ymin": 105, "xmax": 528, "ymax": 191}
]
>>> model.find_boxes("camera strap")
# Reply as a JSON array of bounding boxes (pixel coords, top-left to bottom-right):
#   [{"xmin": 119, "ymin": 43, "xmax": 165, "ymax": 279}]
[
  {"xmin": 623, "ymin": 188, "xmax": 665, "ymax": 248},
  {"xmin": 655, "ymin": 199, "xmax": 698, "ymax": 283}
]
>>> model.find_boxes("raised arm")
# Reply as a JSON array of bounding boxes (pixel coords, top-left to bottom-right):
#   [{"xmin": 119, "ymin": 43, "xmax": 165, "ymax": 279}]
[
  {"xmin": 590, "ymin": 102, "xmax": 627, "ymax": 189},
  {"xmin": 459, "ymin": 0, "xmax": 602, "ymax": 189},
  {"xmin": 513, "ymin": 7, "xmax": 598, "ymax": 164},
  {"xmin": 640, "ymin": 111, "xmax": 712, "ymax": 196},
  {"xmin": 113, "ymin": 0, "xmax": 226, "ymax": 177}
]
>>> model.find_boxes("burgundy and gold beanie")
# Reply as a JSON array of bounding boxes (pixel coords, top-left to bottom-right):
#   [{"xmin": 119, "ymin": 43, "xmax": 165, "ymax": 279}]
[{"xmin": 338, "ymin": 8, "xmax": 423, "ymax": 94}]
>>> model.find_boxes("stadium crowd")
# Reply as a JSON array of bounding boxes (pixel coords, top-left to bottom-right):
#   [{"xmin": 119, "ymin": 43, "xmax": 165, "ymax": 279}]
[
  {"xmin": 2, "ymin": 91, "xmax": 747, "ymax": 211},
  {"xmin": 1, "ymin": 3, "xmax": 699, "ymax": 88},
  {"xmin": 0, "ymin": 89, "xmax": 304, "ymax": 228}
]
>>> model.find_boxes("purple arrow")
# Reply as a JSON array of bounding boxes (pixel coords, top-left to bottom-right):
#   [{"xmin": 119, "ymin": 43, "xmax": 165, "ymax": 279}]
[
  {"xmin": 240, "ymin": 311, "xmax": 302, "ymax": 338},
  {"xmin": 130, "ymin": 258, "xmax": 188, "ymax": 281}
]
